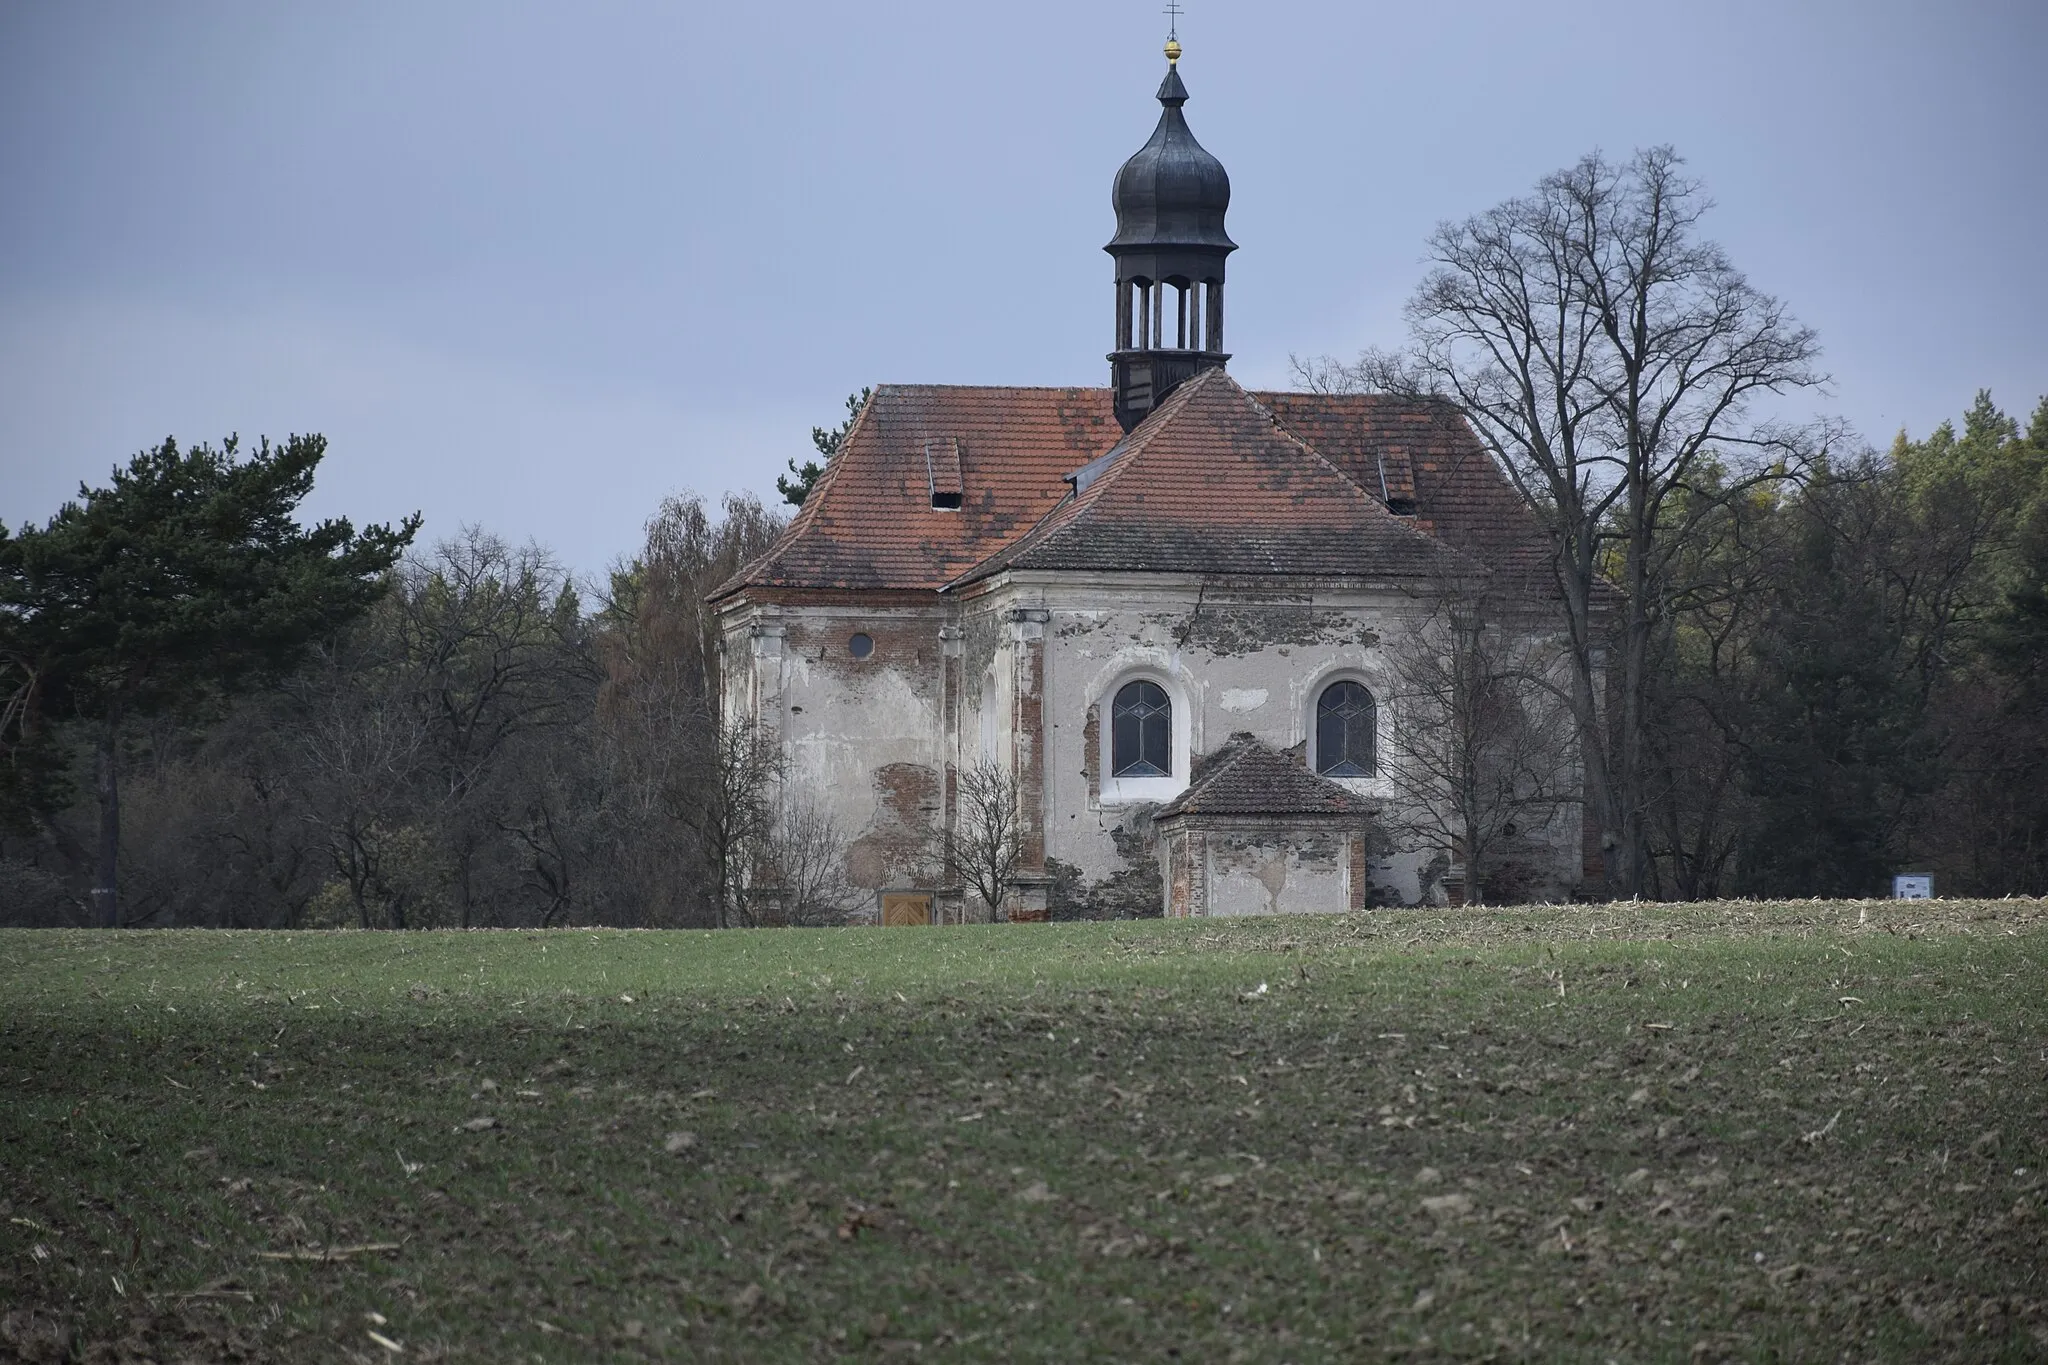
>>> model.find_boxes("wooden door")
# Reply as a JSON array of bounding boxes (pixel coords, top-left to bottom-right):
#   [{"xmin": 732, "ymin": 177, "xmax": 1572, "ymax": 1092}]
[{"xmin": 880, "ymin": 892, "xmax": 933, "ymax": 927}]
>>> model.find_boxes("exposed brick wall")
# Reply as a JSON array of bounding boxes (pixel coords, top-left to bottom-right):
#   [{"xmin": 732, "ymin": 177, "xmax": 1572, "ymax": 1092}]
[
  {"xmin": 1165, "ymin": 830, "xmax": 1193, "ymax": 917},
  {"xmin": 1049, "ymin": 853, "xmax": 1163, "ymax": 922},
  {"xmin": 844, "ymin": 762, "xmax": 943, "ymax": 890},
  {"xmin": 783, "ymin": 617, "xmax": 938, "ymax": 673},
  {"xmin": 1157, "ymin": 814, "xmax": 1383, "ymax": 918},
  {"xmin": 1082, "ymin": 703, "xmax": 1100, "ymax": 805},
  {"xmin": 770, "ymin": 606, "xmax": 955, "ymax": 906},
  {"xmin": 1011, "ymin": 606, "xmax": 1053, "ymax": 924},
  {"xmin": 1012, "ymin": 609, "xmax": 1048, "ymax": 874},
  {"xmin": 940, "ymin": 625, "xmax": 963, "ymax": 894}
]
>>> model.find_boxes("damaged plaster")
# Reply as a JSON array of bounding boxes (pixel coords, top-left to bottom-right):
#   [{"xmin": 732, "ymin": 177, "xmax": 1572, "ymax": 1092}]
[{"xmin": 720, "ymin": 574, "xmax": 1583, "ymax": 921}]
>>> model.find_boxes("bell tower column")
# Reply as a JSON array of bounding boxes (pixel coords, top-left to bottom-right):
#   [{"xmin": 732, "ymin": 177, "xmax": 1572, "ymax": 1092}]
[{"xmin": 1105, "ymin": 36, "xmax": 1238, "ymax": 432}]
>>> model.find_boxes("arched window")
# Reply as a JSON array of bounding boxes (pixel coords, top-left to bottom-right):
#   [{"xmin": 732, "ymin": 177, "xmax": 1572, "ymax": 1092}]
[
  {"xmin": 1315, "ymin": 680, "xmax": 1377, "ymax": 777},
  {"xmin": 1110, "ymin": 680, "xmax": 1172, "ymax": 777}
]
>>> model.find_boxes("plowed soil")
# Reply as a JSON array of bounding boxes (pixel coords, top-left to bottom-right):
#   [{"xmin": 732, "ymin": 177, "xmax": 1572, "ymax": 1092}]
[{"xmin": 3, "ymin": 899, "xmax": 2044, "ymax": 1362}]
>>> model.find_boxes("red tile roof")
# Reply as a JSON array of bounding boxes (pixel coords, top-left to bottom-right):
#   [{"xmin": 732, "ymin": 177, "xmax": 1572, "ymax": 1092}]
[
  {"xmin": 714, "ymin": 376, "xmax": 1560, "ymax": 599},
  {"xmin": 1254, "ymin": 392, "xmax": 1560, "ymax": 593},
  {"xmin": 718, "ymin": 385, "xmax": 1117, "ymax": 594},
  {"xmin": 1156, "ymin": 733, "xmax": 1376, "ymax": 820},
  {"xmin": 957, "ymin": 370, "xmax": 1479, "ymax": 585}
]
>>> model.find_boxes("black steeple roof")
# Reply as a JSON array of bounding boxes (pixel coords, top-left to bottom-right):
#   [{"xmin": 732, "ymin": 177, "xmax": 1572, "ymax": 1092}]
[
  {"xmin": 1104, "ymin": 43, "xmax": 1237, "ymax": 432},
  {"xmin": 1106, "ymin": 63, "xmax": 1236, "ymax": 257}
]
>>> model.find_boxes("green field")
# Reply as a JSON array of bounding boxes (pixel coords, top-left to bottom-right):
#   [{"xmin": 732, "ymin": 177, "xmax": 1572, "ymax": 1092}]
[{"xmin": 3, "ymin": 902, "xmax": 2045, "ymax": 1363}]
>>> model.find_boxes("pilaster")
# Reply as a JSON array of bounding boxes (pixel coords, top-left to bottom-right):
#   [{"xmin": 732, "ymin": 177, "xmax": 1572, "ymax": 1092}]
[
  {"xmin": 749, "ymin": 609, "xmax": 787, "ymax": 735},
  {"xmin": 940, "ymin": 624, "xmax": 964, "ymax": 903},
  {"xmin": 1008, "ymin": 607, "xmax": 1051, "ymax": 922}
]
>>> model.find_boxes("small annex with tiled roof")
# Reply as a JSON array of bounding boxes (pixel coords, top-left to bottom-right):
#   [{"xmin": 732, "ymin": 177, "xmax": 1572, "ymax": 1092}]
[
  {"xmin": 1156, "ymin": 732, "xmax": 1379, "ymax": 821},
  {"xmin": 1154, "ymin": 734, "xmax": 1389, "ymax": 918},
  {"xmin": 711, "ymin": 35, "xmax": 1588, "ymax": 926}
]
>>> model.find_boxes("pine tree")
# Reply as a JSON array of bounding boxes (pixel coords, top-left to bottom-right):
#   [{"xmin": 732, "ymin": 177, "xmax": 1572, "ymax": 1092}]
[
  {"xmin": 0, "ymin": 435, "xmax": 417, "ymax": 925},
  {"xmin": 778, "ymin": 388, "xmax": 871, "ymax": 508}
]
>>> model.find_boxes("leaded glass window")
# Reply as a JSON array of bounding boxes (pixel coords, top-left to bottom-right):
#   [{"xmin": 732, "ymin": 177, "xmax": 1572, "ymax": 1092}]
[
  {"xmin": 1110, "ymin": 680, "xmax": 1172, "ymax": 778},
  {"xmin": 1315, "ymin": 680, "xmax": 1376, "ymax": 777}
]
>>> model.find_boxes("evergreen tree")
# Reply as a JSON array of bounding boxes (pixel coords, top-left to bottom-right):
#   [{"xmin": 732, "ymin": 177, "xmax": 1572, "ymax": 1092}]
[
  {"xmin": 1965, "ymin": 402, "xmax": 2048, "ymax": 891},
  {"xmin": 1964, "ymin": 395, "xmax": 2048, "ymax": 687},
  {"xmin": 0, "ymin": 435, "xmax": 417, "ymax": 925},
  {"xmin": 777, "ymin": 388, "xmax": 871, "ymax": 508},
  {"xmin": 1735, "ymin": 470, "xmax": 1939, "ymax": 896}
]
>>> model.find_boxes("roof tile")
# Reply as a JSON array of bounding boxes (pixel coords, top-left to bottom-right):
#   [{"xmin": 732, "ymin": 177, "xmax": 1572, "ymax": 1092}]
[
  {"xmin": 958, "ymin": 370, "xmax": 1482, "ymax": 584},
  {"xmin": 1156, "ymin": 733, "xmax": 1376, "ymax": 819},
  {"xmin": 718, "ymin": 385, "xmax": 1117, "ymax": 594},
  {"xmin": 716, "ymin": 377, "xmax": 1561, "ymax": 598},
  {"xmin": 1255, "ymin": 391, "xmax": 1560, "ymax": 594}
]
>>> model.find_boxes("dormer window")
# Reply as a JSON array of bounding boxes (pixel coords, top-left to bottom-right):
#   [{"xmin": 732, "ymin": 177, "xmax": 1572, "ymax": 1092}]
[{"xmin": 926, "ymin": 438, "xmax": 963, "ymax": 510}]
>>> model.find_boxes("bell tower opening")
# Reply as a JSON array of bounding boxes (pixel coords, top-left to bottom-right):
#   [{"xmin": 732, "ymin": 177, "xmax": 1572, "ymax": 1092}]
[{"xmin": 1105, "ymin": 37, "xmax": 1236, "ymax": 432}]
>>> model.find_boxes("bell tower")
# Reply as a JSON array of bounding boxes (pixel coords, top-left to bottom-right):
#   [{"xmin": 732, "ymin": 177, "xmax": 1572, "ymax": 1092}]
[{"xmin": 1106, "ymin": 36, "xmax": 1237, "ymax": 432}]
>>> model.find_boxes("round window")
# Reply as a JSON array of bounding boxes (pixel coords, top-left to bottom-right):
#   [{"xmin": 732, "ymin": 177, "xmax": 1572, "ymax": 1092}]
[{"xmin": 848, "ymin": 632, "xmax": 875, "ymax": 659}]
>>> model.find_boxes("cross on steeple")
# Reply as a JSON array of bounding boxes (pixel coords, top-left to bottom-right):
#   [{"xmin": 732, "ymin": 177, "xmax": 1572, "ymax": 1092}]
[{"xmin": 1163, "ymin": 1, "xmax": 1182, "ymax": 42}]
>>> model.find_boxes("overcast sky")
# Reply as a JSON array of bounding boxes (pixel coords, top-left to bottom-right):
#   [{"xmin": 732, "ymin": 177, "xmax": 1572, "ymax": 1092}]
[{"xmin": 3, "ymin": 0, "xmax": 2044, "ymax": 577}]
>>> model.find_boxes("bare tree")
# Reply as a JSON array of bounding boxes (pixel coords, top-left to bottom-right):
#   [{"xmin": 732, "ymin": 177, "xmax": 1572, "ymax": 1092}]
[
  {"xmin": 602, "ymin": 494, "xmax": 784, "ymax": 709},
  {"xmin": 0, "ymin": 654, "xmax": 65, "ymax": 845},
  {"xmin": 0, "ymin": 664, "xmax": 31, "ymax": 768},
  {"xmin": 390, "ymin": 529, "xmax": 594, "ymax": 927},
  {"xmin": 676, "ymin": 717, "xmax": 783, "ymax": 929},
  {"xmin": 290, "ymin": 628, "xmax": 432, "ymax": 929},
  {"xmin": 956, "ymin": 759, "xmax": 1021, "ymax": 922},
  {"xmin": 1297, "ymin": 147, "xmax": 1829, "ymax": 896},
  {"xmin": 492, "ymin": 771, "xmax": 583, "ymax": 928},
  {"xmin": 0, "ymin": 490, "xmax": 839, "ymax": 930},
  {"xmin": 1380, "ymin": 597, "xmax": 1578, "ymax": 904},
  {"xmin": 767, "ymin": 797, "xmax": 862, "ymax": 926},
  {"xmin": 1637, "ymin": 469, "xmax": 1782, "ymax": 899},
  {"xmin": 594, "ymin": 493, "xmax": 784, "ymax": 926}
]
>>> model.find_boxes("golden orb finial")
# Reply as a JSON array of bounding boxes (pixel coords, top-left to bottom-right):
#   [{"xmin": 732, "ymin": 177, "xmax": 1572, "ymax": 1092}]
[{"xmin": 1164, "ymin": 37, "xmax": 1182, "ymax": 64}]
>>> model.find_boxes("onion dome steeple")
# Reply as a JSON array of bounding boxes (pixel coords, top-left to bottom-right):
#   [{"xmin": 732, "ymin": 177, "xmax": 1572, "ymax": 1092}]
[{"xmin": 1106, "ymin": 37, "xmax": 1236, "ymax": 432}]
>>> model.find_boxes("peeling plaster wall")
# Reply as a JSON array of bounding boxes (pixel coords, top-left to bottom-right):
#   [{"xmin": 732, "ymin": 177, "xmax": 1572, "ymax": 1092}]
[
  {"xmin": 1162, "ymin": 823, "xmax": 1374, "ymax": 918},
  {"xmin": 1204, "ymin": 827, "xmax": 1351, "ymax": 917},
  {"xmin": 723, "ymin": 604, "xmax": 953, "ymax": 896},
  {"xmin": 997, "ymin": 574, "xmax": 1581, "ymax": 908},
  {"xmin": 721, "ymin": 572, "xmax": 1585, "ymax": 919}
]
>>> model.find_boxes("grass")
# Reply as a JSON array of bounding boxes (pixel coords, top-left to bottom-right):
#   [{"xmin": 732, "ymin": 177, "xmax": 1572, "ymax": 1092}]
[{"xmin": 2, "ymin": 900, "xmax": 2045, "ymax": 1363}]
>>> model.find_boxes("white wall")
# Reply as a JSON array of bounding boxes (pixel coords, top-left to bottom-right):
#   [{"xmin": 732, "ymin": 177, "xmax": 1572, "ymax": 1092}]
[
  {"xmin": 1203, "ymin": 827, "xmax": 1352, "ymax": 917},
  {"xmin": 722, "ymin": 602, "xmax": 953, "ymax": 896},
  {"xmin": 723, "ymin": 573, "xmax": 1586, "ymax": 912},
  {"xmin": 1002, "ymin": 573, "xmax": 1581, "ymax": 907}
]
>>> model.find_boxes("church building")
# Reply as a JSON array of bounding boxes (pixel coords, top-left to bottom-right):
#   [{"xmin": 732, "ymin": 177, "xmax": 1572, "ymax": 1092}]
[{"xmin": 712, "ymin": 40, "xmax": 1585, "ymax": 923}]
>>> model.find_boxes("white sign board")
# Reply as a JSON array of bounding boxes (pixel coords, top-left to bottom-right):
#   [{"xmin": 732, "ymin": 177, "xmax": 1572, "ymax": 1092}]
[{"xmin": 1892, "ymin": 875, "xmax": 1933, "ymax": 900}]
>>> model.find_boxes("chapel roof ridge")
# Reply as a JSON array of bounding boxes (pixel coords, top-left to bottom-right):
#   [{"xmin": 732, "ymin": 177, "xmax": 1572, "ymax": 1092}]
[
  {"xmin": 949, "ymin": 368, "xmax": 1488, "ymax": 588},
  {"xmin": 939, "ymin": 369, "xmax": 1230, "ymax": 587},
  {"xmin": 867, "ymin": 381, "xmax": 1112, "ymax": 395},
  {"xmin": 712, "ymin": 376, "xmax": 1570, "ymax": 602}
]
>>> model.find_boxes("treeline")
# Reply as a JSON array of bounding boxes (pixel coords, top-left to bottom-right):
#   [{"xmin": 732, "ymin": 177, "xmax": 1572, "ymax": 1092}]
[
  {"xmin": 1298, "ymin": 146, "xmax": 2048, "ymax": 903},
  {"xmin": 0, "ymin": 466, "xmax": 784, "ymax": 928},
  {"xmin": 3, "ymin": 391, "xmax": 2042, "ymax": 927},
  {"xmin": 1643, "ymin": 393, "xmax": 2048, "ymax": 898},
  {"xmin": 5, "ymin": 140, "xmax": 2046, "ymax": 919}
]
